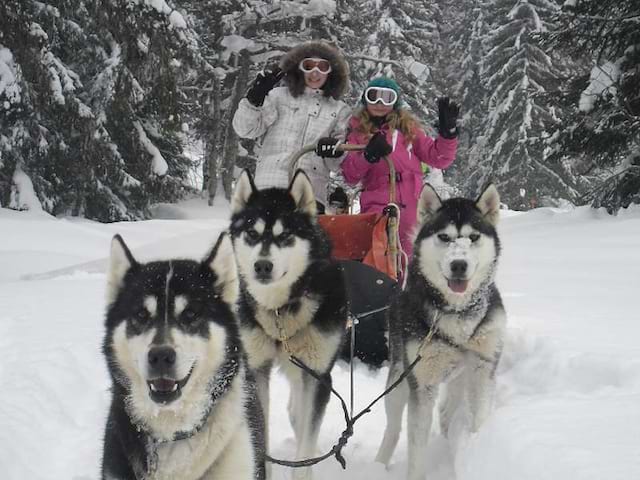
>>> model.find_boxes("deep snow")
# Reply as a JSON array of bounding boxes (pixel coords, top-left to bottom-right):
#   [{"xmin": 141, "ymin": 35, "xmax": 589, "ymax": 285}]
[{"xmin": 1, "ymin": 198, "xmax": 639, "ymax": 480}]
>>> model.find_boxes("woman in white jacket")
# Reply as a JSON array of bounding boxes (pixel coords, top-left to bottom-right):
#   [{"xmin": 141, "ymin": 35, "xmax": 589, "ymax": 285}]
[{"xmin": 232, "ymin": 41, "xmax": 351, "ymax": 212}]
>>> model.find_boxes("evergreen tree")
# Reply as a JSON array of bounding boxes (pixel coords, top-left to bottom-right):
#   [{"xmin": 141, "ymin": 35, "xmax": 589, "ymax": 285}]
[
  {"xmin": 439, "ymin": 0, "xmax": 490, "ymax": 190},
  {"xmin": 0, "ymin": 0, "xmax": 199, "ymax": 220},
  {"xmin": 546, "ymin": 0, "xmax": 640, "ymax": 213},
  {"xmin": 470, "ymin": 0, "xmax": 576, "ymax": 208}
]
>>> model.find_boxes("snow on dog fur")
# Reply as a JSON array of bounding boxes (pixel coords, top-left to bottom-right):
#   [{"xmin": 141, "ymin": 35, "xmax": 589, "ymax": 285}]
[
  {"xmin": 101, "ymin": 232, "xmax": 265, "ymax": 480},
  {"xmin": 229, "ymin": 170, "xmax": 348, "ymax": 480},
  {"xmin": 376, "ymin": 184, "xmax": 507, "ymax": 480}
]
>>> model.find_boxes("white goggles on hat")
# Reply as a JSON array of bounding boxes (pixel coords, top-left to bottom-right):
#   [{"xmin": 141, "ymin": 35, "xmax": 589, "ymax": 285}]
[{"xmin": 364, "ymin": 86, "xmax": 398, "ymax": 106}]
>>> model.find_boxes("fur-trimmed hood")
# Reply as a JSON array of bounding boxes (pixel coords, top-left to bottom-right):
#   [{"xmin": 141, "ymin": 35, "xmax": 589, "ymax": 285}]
[{"xmin": 280, "ymin": 41, "xmax": 350, "ymax": 100}]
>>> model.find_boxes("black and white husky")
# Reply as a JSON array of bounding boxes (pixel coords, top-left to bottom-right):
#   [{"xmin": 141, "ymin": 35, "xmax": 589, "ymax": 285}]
[
  {"xmin": 101, "ymin": 233, "xmax": 265, "ymax": 480},
  {"xmin": 229, "ymin": 170, "xmax": 348, "ymax": 480},
  {"xmin": 375, "ymin": 184, "xmax": 507, "ymax": 480}
]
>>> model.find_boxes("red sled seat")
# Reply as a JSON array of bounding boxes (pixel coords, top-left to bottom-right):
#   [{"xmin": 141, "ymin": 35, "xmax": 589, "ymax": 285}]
[
  {"xmin": 318, "ymin": 212, "xmax": 377, "ymax": 261},
  {"xmin": 318, "ymin": 212, "xmax": 398, "ymax": 281}
]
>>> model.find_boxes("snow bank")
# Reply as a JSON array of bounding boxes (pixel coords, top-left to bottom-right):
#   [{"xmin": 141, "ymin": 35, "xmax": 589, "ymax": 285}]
[{"xmin": 1, "ymin": 202, "xmax": 639, "ymax": 480}]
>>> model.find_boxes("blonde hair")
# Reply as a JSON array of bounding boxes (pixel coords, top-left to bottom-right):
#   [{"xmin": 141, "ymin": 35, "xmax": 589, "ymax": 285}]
[{"xmin": 355, "ymin": 107, "xmax": 422, "ymax": 144}]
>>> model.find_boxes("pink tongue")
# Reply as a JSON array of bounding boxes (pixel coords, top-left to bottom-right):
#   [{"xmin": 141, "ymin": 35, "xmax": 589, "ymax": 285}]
[{"xmin": 448, "ymin": 279, "xmax": 469, "ymax": 293}]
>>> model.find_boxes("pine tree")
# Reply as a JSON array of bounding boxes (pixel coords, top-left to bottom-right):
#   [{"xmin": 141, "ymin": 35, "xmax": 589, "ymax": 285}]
[
  {"xmin": 1, "ymin": 0, "xmax": 97, "ymax": 214},
  {"xmin": 546, "ymin": 0, "xmax": 640, "ymax": 213},
  {"xmin": 0, "ymin": 0, "xmax": 199, "ymax": 220},
  {"xmin": 470, "ymin": 0, "xmax": 577, "ymax": 208},
  {"xmin": 439, "ymin": 0, "xmax": 490, "ymax": 191}
]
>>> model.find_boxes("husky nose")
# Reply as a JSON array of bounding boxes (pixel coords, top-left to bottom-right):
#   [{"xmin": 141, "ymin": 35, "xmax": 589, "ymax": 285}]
[
  {"xmin": 254, "ymin": 260, "xmax": 274, "ymax": 276},
  {"xmin": 450, "ymin": 260, "xmax": 468, "ymax": 277},
  {"xmin": 148, "ymin": 346, "xmax": 176, "ymax": 372}
]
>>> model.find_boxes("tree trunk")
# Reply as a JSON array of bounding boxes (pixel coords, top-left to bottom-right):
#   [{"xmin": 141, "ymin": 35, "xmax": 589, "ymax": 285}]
[
  {"xmin": 207, "ymin": 75, "xmax": 222, "ymax": 206},
  {"xmin": 221, "ymin": 51, "xmax": 250, "ymax": 200}
]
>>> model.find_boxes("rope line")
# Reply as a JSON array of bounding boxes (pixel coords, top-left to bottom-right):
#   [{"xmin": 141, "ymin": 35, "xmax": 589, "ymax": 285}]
[
  {"xmin": 266, "ymin": 313, "xmax": 440, "ymax": 470},
  {"xmin": 265, "ymin": 352, "xmax": 422, "ymax": 469}
]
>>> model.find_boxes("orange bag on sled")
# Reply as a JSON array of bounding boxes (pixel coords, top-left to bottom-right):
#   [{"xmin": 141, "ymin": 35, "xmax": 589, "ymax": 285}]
[{"xmin": 362, "ymin": 214, "xmax": 397, "ymax": 281}]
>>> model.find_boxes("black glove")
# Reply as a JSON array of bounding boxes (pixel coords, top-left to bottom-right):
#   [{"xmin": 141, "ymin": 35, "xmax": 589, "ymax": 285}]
[
  {"xmin": 246, "ymin": 66, "xmax": 284, "ymax": 107},
  {"xmin": 315, "ymin": 137, "xmax": 342, "ymax": 158},
  {"xmin": 364, "ymin": 132, "xmax": 393, "ymax": 164},
  {"xmin": 437, "ymin": 96, "xmax": 460, "ymax": 139}
]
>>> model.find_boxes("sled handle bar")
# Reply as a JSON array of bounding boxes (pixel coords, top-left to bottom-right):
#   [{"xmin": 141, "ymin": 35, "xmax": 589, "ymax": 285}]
[{"xmin": 287, "ymin": 143, "xmax": 396, "ymax": 204}]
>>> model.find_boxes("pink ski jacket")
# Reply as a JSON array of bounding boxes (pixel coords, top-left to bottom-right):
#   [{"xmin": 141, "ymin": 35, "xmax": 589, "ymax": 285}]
[{"xmin": 341, "ymin": 116, "xmax": 457, "ymax": 255}]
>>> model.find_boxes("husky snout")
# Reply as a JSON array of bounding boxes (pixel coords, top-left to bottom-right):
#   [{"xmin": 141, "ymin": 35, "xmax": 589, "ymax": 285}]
[
  {"xmin": 450, "ymin": 259, "xmax": 467, "ymax": 277},
  {"xmin": 254, "ymin": 259, "xmax": 274, "ymax": 282},
  {"xmin": 146, "ymin": 345, "xmax": 190, "ymax": 404},
  {"xmin": 444, "ymin": 238, "xmax": 474, "ymax": 293},
  {"xmin": 147, "ymin": 345, "xmax": 176, "ymax": 376}
]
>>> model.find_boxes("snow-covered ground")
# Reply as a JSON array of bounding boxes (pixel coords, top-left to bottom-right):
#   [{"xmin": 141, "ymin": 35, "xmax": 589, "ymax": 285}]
[{"xmin": 1, "ymin": 198, "xmax": 639, "ymax": 480}]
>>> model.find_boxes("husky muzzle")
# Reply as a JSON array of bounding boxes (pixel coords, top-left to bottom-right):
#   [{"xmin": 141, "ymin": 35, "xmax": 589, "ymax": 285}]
[
  {"xmin": 146, "ymin": 345, "xmax": 193, "ymax": 404},
  {"xmin": 254, "ymin": 259, "xmax": 274, "ymax": 282},
  {"xmin": 443, "ymin": 238, "xmax": 475, "ymax": 294}
]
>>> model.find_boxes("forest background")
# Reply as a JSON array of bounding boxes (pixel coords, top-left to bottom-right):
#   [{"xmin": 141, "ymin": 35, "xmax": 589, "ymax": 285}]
[{"xmin": 1, "ymin": 0, "xmax": 638, "ymax": 221}]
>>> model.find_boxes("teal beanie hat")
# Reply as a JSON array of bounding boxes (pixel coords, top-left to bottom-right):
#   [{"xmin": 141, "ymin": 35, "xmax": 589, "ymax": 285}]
[{"xmin": 361, "ymin": 76, "xmax": 402, "ymax": 108}]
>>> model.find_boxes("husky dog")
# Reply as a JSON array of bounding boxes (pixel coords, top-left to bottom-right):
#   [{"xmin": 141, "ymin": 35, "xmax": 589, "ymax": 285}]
[
  {"xmin": 229, "ymin": 170, "xmax": 348, "ymax": 480},
  {"xmin": 101, "ymin": 233, "xmax": 265, "ymax": 480},
  {"xmin": 375, "ymin": 184, "xmax": 506, "ymax": 480}
]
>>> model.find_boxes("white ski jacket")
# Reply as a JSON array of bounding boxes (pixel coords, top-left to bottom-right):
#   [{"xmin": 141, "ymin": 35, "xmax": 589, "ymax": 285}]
[{"xmin": 233, "ymin": 86, "xmax": 352, "ymax": 205}]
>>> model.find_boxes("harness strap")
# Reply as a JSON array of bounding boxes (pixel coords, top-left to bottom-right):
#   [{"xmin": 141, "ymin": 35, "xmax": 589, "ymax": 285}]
[{"xmin": 266, "ymin": 312, "xmax": 441, "ymax": 470}]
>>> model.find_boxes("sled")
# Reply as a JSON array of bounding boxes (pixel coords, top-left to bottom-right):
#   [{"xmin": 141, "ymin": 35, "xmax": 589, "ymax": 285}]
[
  {"xmin": 288, "ymin": 143, "xmax": 403, "ymax": 280},
  {"xmin": 288, "ymin": 144, "xmax": 404, "ymax": 368}
]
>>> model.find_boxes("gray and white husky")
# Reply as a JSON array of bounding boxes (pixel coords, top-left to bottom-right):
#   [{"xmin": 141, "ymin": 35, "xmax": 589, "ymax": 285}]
[
  {"xmin": 228, "ymin": 170, "xmax": 348, "ymax": 480},
  {"xmin": 375, "ymin": 184, "xmax": 507, "ymax": 480},
  {"xmin": 101, "ymin": 232, "xmax": 265, "ymax": 480}
]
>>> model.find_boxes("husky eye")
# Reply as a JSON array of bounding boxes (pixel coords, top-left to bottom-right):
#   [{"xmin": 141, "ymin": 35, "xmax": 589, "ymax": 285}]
[
  {"xmin": 181, "ymin": 305, "xmax": 202, "ymax": 325},
  {"xmin": 132, "ymin": 308, "xmax": 150, "ymax": 327},
  {"xmin": 469, "ymin": 233, "xmax": 480, "ymax": 243},
  {"xmin": 437, "ymin": 233, "xmax": 452, "ymax": 243},
  {"xmin": 277, "ymin": 231, "xmax": 292, "ymax": 242},
  {"xmin": 246, "ymin": 229, "xmax": 260, "ymax": 241}
]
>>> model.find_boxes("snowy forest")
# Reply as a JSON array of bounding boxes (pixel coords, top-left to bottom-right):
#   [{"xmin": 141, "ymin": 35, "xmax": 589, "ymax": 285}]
[{"xmin": 1, "ymin": 0, "xmax": 638, "ymax": 221}]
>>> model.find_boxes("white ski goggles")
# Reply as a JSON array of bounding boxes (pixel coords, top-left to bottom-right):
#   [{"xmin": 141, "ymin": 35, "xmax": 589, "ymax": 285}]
[
  {"xmin": 299, "ymin": 57, "xmax": 332, "ymax": 74},
  {"xmin": 364, "ymin": 87, "xmax": 398, "ymax": 106}
]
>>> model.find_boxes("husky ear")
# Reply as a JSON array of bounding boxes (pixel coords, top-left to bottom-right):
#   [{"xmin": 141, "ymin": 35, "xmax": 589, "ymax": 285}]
[
  {"xmin": 417, "ymin": 183, "xmax": 442, "ymax": 224},
  {"xmin": 476, "ymin": 184, "xmax": 500, "ymax": 226},
  {"xmin": 231, "ymin": 170, "xmax": 256, "ymax": 215},
  {"xmin": 289, "ymin": 169, "xmax": 317, "ymax": 217},
  {"xmin": 107, "ymin": 235, "xmax": 137, "ymax": 304},
  {"xmin": 204, "ymin": 232, "xmax": 239, "ymax": 305}
]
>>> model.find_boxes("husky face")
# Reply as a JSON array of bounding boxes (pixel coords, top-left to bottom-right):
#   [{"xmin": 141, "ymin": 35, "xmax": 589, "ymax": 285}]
[
  {"xmin": 414, "ymin": 184, "xmax": 501, "ymax": 307},
  {"xmin": 229, "ymin": 170, "xmax": 329, "ymax": 309},
  {"xmin": 104, "ymin": 233, "xmax": 239, "ymax": 438}
]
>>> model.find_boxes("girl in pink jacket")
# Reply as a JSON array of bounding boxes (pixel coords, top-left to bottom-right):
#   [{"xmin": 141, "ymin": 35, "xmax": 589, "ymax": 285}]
[{"xmin": 341, "ymin": 76, "xmax": 459, "ymax": 256}]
